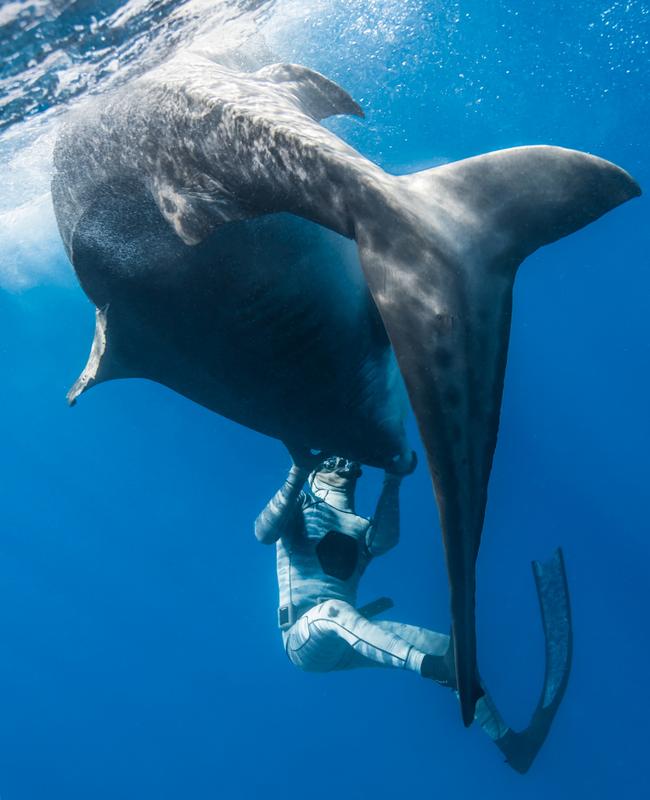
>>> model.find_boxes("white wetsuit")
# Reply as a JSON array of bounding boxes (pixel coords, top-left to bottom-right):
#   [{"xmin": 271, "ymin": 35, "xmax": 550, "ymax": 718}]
[{"xmin": 256, "ymin": 466, "xmax": 447, "ymax": 677}]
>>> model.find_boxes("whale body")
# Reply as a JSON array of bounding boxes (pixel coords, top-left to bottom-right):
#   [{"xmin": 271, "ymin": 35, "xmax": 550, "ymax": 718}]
[{"xmin": 51, "ymin": 54, "xmax": 640, "ymax": 725}]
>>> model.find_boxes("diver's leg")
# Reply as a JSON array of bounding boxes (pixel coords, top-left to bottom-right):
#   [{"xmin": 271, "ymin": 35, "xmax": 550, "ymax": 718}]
[
  {"xmin": 285, "ymin": 600, "xmax": 426, "ymax": 674},
  {"xmin": 284, "ymin": 603, "xmax": 352, "ymax": 672},
  {"xmin": 375, "ymin": 620, "xmax": 450, "ymax": 656},
  {"xmin": 375, "ymin": 620, "xmax": 455, "ymax": 686},
  {"xmin": 284, "ymin": 603, "xmax": 521, "ymax": 749},
  {"xmin": 374, "ymin": 619, "xmax": 541, "ymax": 743},
  {"xmin": 372, "ymin": 621, "xmax": 516, "ymax": 739}
]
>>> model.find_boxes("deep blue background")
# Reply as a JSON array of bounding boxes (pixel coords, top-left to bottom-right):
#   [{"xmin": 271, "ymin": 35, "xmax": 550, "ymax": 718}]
[{"xmin": 0, "ymin": 2, "xmax": 648, "ymax": 798}]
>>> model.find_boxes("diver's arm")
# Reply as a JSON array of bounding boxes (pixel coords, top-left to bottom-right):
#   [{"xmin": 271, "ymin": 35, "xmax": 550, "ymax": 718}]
[
  {"xmin": 254, "ymin": 465, "xmax": 309, "ymax": 544},
  {"xmin": 365, "ymin": 473, "xmax": 403, "ymax": 556},
  {"xmin": 366, "ymin": 451, "xmax": 417, "ymax": 556}
]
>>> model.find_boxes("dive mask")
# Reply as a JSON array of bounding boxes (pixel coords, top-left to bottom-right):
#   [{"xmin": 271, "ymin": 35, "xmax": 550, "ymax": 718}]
[{"xmin": 318, "ymin": 456, "xmax": 363, "ymax": 479}]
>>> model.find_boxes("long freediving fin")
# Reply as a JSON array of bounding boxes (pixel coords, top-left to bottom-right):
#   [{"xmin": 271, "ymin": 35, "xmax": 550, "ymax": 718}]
[{"xmin": 475, "ymin": 548, "xmax": 573, "ymax": 773}]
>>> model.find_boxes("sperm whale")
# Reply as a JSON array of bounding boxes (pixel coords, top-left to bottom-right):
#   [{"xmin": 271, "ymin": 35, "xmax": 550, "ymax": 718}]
[{"xmin": 51, "ymin": 54, "xmax": 640, "ymax": 725}]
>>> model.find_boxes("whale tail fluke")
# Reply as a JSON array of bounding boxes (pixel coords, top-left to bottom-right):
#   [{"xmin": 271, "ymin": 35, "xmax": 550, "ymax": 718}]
[
  {"xmin": 406, "ymin": 145, "xmax": 641, "ymax": 268},
  {"xmin": 355, "ymin": 145, "xmax": 639, "ymax": 725}
]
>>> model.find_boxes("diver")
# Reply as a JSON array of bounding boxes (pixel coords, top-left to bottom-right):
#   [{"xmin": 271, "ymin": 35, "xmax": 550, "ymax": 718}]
[
  {"xmin": 255, "ymin": 452, "xmax": 573, "ymax": 774},
  {"xmin": 255, "ymin": 451, "xmax": 457, "ymax": 682}
]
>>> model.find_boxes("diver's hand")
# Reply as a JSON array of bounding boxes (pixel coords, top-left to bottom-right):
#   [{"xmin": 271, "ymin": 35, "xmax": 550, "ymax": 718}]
[
  {"xmin": 385, "ymin": 450, "xmax": 418, "ymax": 477},
  {"xmin": 287, "ymin": 445, "xmax": 328, "ymax": 474}
]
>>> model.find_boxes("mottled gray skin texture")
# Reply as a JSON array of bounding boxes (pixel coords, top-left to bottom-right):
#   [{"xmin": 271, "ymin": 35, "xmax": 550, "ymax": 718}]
[{"xmin": 51, "ymin": 53, "xmax": 640, "ymax": 726}]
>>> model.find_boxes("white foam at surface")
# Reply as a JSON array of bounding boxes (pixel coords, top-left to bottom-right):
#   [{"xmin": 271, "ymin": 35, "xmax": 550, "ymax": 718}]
[
  {"xmin": 0, "ymin": 192, "xmax": 71, "ymax": 291},
  {"xmin": 0, "ymin": 126, "xmax": 72, "ymax": 290},
  {"xmin": 0, "ymin": 0, "xmax": 281, "ymax": 290},
  {"xmin": 0, "ymin": 0, "xmax": 441, "ymax": 291}
]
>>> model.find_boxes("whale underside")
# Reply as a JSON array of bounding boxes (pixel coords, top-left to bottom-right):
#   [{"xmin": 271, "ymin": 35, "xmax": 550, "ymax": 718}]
[
  {"xmin": 51, "ymin": 54, "xmax": 640, "ymax": 726},
  {"xmin": 67, "ymin": 194, "xmax": 408, "ymax": 465}
]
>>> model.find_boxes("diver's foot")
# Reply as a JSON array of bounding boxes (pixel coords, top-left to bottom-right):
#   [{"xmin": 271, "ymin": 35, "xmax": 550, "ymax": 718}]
[{"xmin": 420, "ymin": 645, "xmax": 456, "ymax": 688}]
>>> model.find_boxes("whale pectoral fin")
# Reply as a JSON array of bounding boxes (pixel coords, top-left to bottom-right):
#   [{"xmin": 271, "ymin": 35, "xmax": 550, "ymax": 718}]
[
  {"xmin": 66, "ymin": 189, "xmax": 167, "ymax": 406},
  {"xmin": 256, "ymin": 63, "xmax": 364, "ymax": 120},
  {"xmin": 67, "ymin": 305, "xmax": 125, "ymax": 405},
  {"xmin": 356, "ymin": 146, "xmax": 639, "ymax": 726}
]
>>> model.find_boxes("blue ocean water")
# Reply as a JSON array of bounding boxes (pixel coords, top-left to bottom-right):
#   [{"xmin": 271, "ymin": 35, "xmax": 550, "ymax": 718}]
[{"xmin": 0, "ymin": 1, "xmax": 648, "ymax": 798}]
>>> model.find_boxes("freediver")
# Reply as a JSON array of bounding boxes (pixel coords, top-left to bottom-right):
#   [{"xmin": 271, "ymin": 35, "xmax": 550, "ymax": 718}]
[
  {"xmin": 254, "ymin": 452, "xmax": 541, "ymax": 766},
  {"xmin": 255, "ymin": 451, "xmax": 459, "ymax": 680}
]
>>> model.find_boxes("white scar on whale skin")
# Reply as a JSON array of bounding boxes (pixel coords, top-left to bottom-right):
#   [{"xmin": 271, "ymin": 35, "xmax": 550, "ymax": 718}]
[{"xmin": 51, "ymin": 53, "xmax": 640, "ymax": 726}]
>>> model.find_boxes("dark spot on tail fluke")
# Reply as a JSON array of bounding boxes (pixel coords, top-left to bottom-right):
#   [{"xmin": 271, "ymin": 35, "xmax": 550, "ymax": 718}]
[
  {"xmin": 444, "ymin": 385, "xmax": 461, "ymax": 408},
  {"xmin": 434, "ymin": 313, "xmax": 455, "ymax": 333},
  {"xmin": 434, "ymin": 347, "xmax": 453, "ymax": 369}
]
